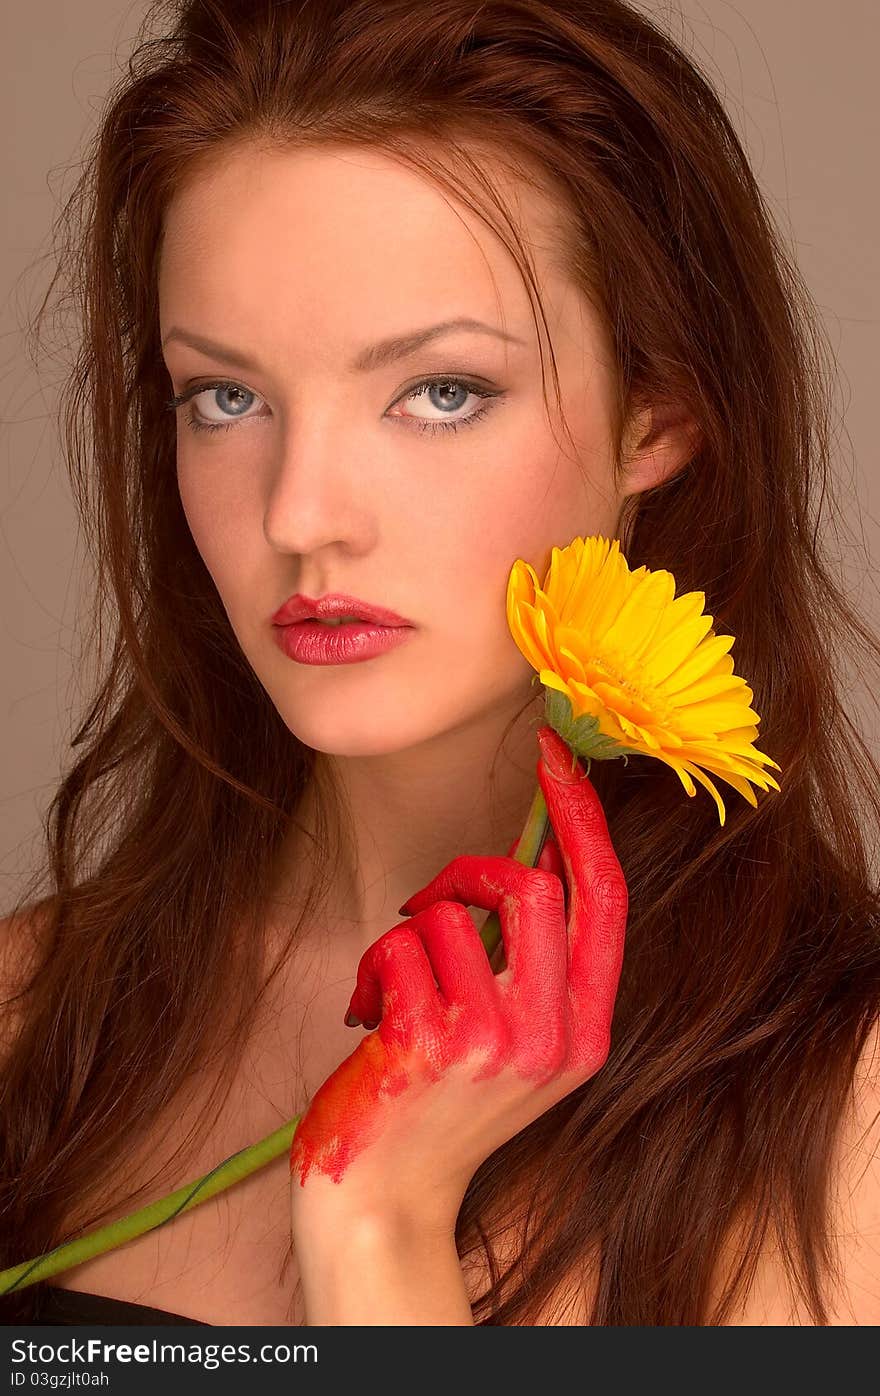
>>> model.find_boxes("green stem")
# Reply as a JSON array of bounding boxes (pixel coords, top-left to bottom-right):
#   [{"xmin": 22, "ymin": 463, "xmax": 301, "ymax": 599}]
[
  {"xmin": 478, "ymin": 780, "xmax": 551, "ymax": 961},
  {"xmin": 0, "ymin": 1117, "xmax": 301, "ymax": 1293},
  {"xmin": 1, "ymin": 785, "xmax": 554, "ymax": 1296}
]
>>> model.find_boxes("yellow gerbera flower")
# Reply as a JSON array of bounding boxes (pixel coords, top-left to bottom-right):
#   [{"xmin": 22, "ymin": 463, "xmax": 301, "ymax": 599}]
[{"xmin": 506, "ymin": 535, "xmax": 781, "ymax": 826}]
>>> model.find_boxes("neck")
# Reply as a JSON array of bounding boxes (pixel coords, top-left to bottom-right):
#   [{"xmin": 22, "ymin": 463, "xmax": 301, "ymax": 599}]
[{"xmin": 268, "ymin": 687, "xmax": 544, "ymax": 955}]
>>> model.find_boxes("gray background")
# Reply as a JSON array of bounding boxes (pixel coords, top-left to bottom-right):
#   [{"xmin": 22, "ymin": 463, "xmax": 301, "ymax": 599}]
[{"xmin": 2, "ymin": 2, "xmax": 878, "ymax": 906}]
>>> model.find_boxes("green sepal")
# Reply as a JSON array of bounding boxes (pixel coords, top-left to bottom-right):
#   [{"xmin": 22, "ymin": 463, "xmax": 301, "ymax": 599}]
[{"xmin": 543, "ymin": 687, "xmax": 643, "ymax": 764}]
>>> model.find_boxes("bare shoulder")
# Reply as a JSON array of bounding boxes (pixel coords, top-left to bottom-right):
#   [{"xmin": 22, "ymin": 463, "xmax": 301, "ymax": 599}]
[
  {"xmin": 0, "ymin": 897, "xmax": 55, "ymax": 1055},
  {"xmin": 713, "ymin": 1016, "xmax": 880, "ymax": 1325},
  {"xmin": 824, "ymin": 1014, "xmax": 880, "ymax": 1323},
  {"xmin": 0, "ymin": 896, "xmax": 55, "ymax": 974}
]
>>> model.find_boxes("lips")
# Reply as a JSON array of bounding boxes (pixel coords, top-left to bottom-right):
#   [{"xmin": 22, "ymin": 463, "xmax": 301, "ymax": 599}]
[
  {"xmin": 274, "ymin": 618, "xmax": 414, "ymax": 666},
  {"xmin": 271, "ymin": 592, "xmax": 413, "ymax": 628}
]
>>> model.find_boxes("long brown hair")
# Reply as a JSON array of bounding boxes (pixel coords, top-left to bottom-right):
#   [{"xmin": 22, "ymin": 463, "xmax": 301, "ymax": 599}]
[{"xmin": 2, "ymin": 0, "xmax": 878, "ymax": 1325}]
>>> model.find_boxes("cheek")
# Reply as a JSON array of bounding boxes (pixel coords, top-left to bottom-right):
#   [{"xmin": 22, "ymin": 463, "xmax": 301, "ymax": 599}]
[
  {"xmin": 416, "ymin": 440, "xmax": 597, "ymax": 683},
  {"xmin": 176, "ymin": 454, "xmax": 256, "ymax": 597},
  {"xmin": 486, "ymin": 448, "xmax": 616, "ymax": 586},
  {"xmin": 446, "ymin": 448, "xmax": 592, "ymax": 616}
]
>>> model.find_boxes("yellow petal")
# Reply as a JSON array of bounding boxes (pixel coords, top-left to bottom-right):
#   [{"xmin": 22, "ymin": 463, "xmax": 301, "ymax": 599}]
[
  {"xmin": 505, "ymin": 535, "xmax": 782, "ymax": 823},
  {"xmin": 650, "ymin": 615, "xmax": 717, "ymax": 686}
]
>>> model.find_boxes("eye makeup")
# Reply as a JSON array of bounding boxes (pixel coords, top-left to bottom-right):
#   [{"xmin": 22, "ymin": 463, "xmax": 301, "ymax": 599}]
[{"xmin": 164, "ymin": 373, "xmax": 507, "ymax": 438}]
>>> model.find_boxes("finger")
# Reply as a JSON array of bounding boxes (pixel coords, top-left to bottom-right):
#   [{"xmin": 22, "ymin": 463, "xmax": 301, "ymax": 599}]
[
  {"xmin": 538, "ymin": 830, "xmax": 564, "ymax": 877},
  {"xmin": 535, "ymin": 724, "xmax": 628, "ymax": 1045},
  {"xmin": 409, "ymin": 900, "xmax": 501, "ymax": 1012},
  {"xmin": 399, "ymin": 854, "xmax": 567, "ymax": 1015},
  {"xmin": 538, "ymin": 833, "xmax": 568, "ymax": 916},
  {"xmin": 347, "ymin": 924, "xmax": 443, "ymax": 1034}
]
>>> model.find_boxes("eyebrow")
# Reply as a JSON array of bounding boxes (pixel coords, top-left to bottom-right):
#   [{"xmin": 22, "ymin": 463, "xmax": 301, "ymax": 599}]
[{"xmin": 160, "ymin": 317, "xmax": 527, "ymax": 374}]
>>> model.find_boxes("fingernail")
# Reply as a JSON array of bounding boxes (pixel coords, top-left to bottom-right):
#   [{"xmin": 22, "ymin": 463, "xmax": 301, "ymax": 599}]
[
  {"xmin": 397, "ymin": 901, "xmax": 412, "ymax": 916},
  {"xmin": 538, "ymin": 727, "xmax": 580, "ymax": 782},
  {"xmin": 362, "ymin": 1019, "xmax": 380, "ymax": 1031},
  {"xmin": 344, "ymin": 1010, "xmax": 362, "ymax": 1027}
]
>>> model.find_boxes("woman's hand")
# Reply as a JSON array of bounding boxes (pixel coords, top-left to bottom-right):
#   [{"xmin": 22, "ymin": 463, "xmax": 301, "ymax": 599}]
[{"xmin": 288, "ymin": 723, "xmax": 628, "ymax": 1243}]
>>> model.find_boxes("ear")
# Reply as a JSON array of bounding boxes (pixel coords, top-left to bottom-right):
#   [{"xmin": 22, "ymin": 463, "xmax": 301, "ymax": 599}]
[{"xmin": 619, "ymin": 401, "xmax": 701, "ymax": 497}]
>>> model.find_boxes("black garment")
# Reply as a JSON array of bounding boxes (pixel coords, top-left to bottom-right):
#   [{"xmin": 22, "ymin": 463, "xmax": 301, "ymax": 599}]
[{"xmin": 30, "ymin": 1285, "xmax": 207, "ymax": 1325}]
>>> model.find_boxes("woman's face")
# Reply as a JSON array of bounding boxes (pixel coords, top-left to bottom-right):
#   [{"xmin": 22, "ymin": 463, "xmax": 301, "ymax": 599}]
[{"xmin": 158, "ymin": 143, "xmax": 627, "ymax": 757}]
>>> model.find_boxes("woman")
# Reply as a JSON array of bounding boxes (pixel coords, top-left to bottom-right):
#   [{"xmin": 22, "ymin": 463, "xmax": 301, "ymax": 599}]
[{"xmin": 1, "ymin": 0, "xmax": 879, "ymax": 1326}]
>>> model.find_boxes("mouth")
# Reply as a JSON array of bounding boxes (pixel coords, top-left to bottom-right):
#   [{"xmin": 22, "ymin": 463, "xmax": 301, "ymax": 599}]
[
  {"xmin": 270, "ymin": 592, "xmax": 414, "ymax": 629},
  {"xmin": 292, "ymin": 616, "xmax": 390, "ymax": 628},
  {"xmin": 272, "ymin": 614, "xmax": 415, "ymax": 665}
]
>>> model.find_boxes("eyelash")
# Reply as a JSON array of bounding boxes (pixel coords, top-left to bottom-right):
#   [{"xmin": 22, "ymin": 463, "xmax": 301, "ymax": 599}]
[{"xmin": 164, "ymin": 376, "xmax": 503, "ymax": 438}]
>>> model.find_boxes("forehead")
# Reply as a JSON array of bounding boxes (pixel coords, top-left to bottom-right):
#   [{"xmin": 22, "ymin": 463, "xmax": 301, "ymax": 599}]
[{"xmin": 157, "ymin": 142, "xmax": 591, "ymax": 363}]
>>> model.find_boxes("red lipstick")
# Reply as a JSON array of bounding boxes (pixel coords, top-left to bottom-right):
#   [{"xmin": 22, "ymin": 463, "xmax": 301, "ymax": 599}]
[
  {"xmin": 271, "ymin": 592, "xmax": 415, "ymax": 667},
  {"xmin": 271, "ymin": 592, "xmax": 413, "ymax": 627}
]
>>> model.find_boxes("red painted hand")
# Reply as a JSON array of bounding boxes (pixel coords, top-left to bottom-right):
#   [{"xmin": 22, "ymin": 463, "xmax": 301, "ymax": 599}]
[{"xmin": 289, "ymin": 724, "xmax": 628, "ymax": 1229}]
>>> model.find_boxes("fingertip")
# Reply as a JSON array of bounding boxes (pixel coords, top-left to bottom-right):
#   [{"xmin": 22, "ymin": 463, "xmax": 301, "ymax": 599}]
[
  {"xmin": 398, "ymin": 882, "xmax": 436, "ymax": 915},
  {"xmin": 537, "ymin": 835, "xmax": 563, "ymax": 875},
  {"xmin": 537, "ymin": 750, "xmax": 585, "ymax": 790},
  {"xmin": 536, "ymin": 725, "xmax": 583, "ymax": 783}
]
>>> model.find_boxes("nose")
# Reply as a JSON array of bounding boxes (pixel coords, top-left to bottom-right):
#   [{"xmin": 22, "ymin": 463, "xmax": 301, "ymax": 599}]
[{"xmin": 262, "ymin": 418, "xmax": 375, "ymax": 556}]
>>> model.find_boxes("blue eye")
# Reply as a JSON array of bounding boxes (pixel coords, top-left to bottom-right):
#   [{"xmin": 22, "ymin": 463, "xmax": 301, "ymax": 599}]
[
  {"xmin": 164, "ymin": 375, "xmax": 505, "ymax": 437},
  {"xmin": 391, "ymin": 379, "xmax": 500, "ymax": 435},
  {"xmin": 165, "ymin": 381, "xmax": 267, "ymax": 434}
]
